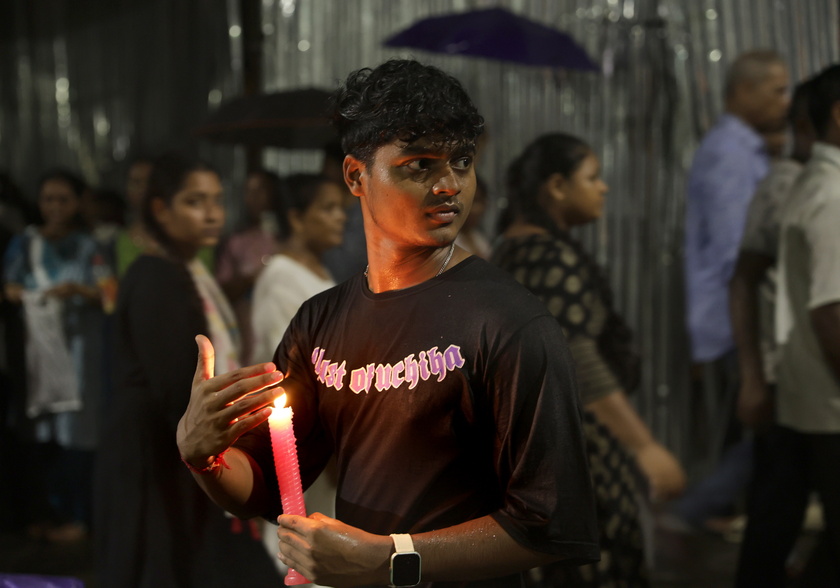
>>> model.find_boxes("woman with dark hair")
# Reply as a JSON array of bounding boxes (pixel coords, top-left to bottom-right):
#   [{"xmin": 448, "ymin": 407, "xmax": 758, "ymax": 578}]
[
  {"xmin": 251, "ymin": 173, "xmax": 345, "ymax": 364},
  {"xmin": 493, "ymin": 133, "xmax": 686, "ymax": 586},
  {"xmin": 94, "ymin": 153, "xmax": 282, "ymax": 587},
  {"xmin": 3, "ymin": 168, "xmax": 106, "ymax": 542}
]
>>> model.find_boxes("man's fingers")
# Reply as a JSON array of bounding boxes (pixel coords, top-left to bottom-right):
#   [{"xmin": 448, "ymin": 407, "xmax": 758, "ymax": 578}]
[{"xmin": 194, "ymin": 334, "xmax": 216, "ymax": 382}]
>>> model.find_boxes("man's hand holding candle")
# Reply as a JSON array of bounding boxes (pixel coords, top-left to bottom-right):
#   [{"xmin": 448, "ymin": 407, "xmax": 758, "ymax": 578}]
[{"xmin": 275, "ymin": 511, "xmax": 391, "ymax": 587}]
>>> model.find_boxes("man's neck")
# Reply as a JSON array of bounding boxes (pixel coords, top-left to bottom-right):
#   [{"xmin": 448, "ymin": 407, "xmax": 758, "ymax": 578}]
[{"xmin": 364, "ymin": 243, "xmax": 462, "ymax": 293}]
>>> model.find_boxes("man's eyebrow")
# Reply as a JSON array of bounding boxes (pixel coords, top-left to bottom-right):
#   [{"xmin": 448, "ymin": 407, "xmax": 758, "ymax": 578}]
[
  {"xmin": 398, "ymin": 143, "xmax": 445, "ymax": 157},
  {"xmin": 399, "ymin": 142, "xmax": 476, "ymax": 158}
]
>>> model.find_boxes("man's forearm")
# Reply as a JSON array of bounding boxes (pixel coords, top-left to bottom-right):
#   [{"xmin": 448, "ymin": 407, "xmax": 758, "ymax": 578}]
[
  {"xmin": 585, "ymin": 389, "xmax": 654, "ymax": 452},
  {"xmin": 729, "ymin": 252, "xmax": 772, "ymax": 384},
  {"xmin": 277, "ymin": 513, "xmax": 569, "ymax": 586},
  {"xmin": 414, "ymin": 516, "xmax": 562, "ymax": 582},
  {"xmin": 187, "ymin": 447, "xmax": 271, "ymax": 519}
]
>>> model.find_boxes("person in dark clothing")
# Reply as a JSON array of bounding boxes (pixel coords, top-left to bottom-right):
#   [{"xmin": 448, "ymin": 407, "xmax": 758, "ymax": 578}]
[
  {"xmin": 493, "ymin": 132, "xmax": 686, "ymax": 586},
  {"xmin": 176, "ymin": 59, "xmax": 599, "ymax": 587},
  {"xmin": 94, "ymin": 153, "xmax": 282, "ymax": 587}
]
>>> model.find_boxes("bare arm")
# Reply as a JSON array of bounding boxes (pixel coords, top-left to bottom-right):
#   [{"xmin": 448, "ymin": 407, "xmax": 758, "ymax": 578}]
[
  {"xmin": 729, "ymin": 250, "xmax": 775, "ymax": 428},
  {"xmin": 586, "ymin": 390, "xmax": 685, "ymax": 500},
  {"xmin": 811, "ymin": 302, "xmax": 840, "ymax": 382},
  {"xmin": 176, "ymin": 335, "xmax": 284, "ymax": 519},
  {"xmin": 275, "ymin": 512, "xmax": 561, "ymax": 587}
]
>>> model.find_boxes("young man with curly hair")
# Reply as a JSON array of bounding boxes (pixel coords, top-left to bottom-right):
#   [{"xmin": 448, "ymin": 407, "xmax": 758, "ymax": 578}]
[{"xmin": 177, "ymin": 59, "xmax": 598, "ymax": 587}]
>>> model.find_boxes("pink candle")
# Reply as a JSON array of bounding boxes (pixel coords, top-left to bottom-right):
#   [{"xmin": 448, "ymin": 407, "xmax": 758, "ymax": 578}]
[{"xmin": 268, "ymin": 393, "xmax": 310, "ymax": 586}]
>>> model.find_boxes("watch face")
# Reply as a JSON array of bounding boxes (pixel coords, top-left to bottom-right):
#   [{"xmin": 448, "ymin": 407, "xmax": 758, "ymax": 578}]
[{"xmin": 391, "ymin": 552, "xmax": 421, "ymax": 586}]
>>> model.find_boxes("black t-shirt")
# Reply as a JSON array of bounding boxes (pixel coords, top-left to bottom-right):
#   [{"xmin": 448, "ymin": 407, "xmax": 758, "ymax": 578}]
[{"xmin": 236, "ymin": 257, "xmax": 599, "ymax": 586}]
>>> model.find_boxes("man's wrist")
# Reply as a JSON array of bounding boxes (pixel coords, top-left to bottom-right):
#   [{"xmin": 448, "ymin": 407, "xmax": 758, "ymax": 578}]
[
  {"xmin": 180, "ymin": 450, "xmax": 230, "ymax": 475},
  {"xmin": 389, "ymin": 533, "xmax": 421, "ymax": 587}
]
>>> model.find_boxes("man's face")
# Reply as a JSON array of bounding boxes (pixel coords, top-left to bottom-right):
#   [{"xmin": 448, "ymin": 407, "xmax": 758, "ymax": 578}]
[
  {"xmin": 349, "ymin": 138, "xmax": 476, "ymax": 249},
  {"xmin": 745, "ymin": 63, "xmax": 790, "ymax": 132}
]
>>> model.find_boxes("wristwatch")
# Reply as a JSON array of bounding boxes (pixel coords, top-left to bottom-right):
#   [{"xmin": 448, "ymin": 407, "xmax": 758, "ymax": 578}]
[{"xmin": 389, "ymin": 533, "xmax": 421, "ymax": 587}]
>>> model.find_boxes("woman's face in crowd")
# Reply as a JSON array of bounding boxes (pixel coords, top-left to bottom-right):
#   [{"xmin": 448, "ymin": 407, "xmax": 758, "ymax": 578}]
[
  {"xmin": 561, "ymin": 153, "xmax": 608, "ymax": 226},
  {"xmin": 39, "ymin": 179, "xmax": 81, "ymax": 230},
  {"xmin": 297, "ymin": 181, "xmax": 347, "ymax": 254},
  {"xmin": 156, "ymin": 170, "xmax": 225, "ymax": 250}
]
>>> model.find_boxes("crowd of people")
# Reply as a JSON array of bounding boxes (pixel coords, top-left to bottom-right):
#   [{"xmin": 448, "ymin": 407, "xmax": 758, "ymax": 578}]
[{"xmin": 0, "ymin": 50, "xmax": 839, "ymax": 588}]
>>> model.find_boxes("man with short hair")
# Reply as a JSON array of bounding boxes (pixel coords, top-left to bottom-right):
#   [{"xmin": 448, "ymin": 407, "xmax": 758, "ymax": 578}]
[
  {"xmin": 729, "ymin": 78, "xmax": 823, "ymax": 585},
  {"xmin": 685, "ymin": 48, "xmax": 790, "ymax": 369},
  {"xmin": 679, "ymin": 49, "xmax": 790, "ymax": 531},
  {"xmin": 176, "ymin": 59, "xmax": 599, "ymax": 587},
  {"xmin": 738, "ymin": 63, "xmax": 840, "ymax": 587}
]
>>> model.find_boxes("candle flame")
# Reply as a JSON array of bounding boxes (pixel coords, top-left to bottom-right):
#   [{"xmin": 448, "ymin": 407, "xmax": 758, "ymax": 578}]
[{"xmin": 277, "ymin": 392, "xmax": 287, "ymax": 408}]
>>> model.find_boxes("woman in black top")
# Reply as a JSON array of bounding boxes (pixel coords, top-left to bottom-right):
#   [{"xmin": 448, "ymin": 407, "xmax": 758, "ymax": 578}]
[
  {"xmin": 493, "ymin": 133, "xmax": 686, "ymax": 587},
  {"xmin": 94, "ymin": 153, "xmax": 282, "ymax": 587}
]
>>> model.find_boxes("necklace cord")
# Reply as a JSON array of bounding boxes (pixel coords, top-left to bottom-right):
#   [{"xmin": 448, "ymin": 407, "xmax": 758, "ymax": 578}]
[{"xmin": 364, "ymin": 241, "xmax": 456, "ymax": 278}]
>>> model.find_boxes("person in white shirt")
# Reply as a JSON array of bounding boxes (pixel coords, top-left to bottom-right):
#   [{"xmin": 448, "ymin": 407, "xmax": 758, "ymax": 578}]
[{"xmin": 251, "ymin": 173, "xmax": 346, "ymax": 364}]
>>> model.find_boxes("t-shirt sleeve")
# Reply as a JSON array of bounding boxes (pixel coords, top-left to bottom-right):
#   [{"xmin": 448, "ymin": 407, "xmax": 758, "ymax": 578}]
[
  {"xmin": 806, "ymin": 198, "xmax": 840, "ymax": 309},
  {"xmin": 486, "ymin": 314, "xmax": 599, "ymax": 563}
]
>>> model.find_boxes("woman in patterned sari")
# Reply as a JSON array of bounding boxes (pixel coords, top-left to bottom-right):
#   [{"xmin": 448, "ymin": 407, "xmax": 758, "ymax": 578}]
[{"xmin": 493, "ymin": 133, "xmax": 686, "ymax": 587}]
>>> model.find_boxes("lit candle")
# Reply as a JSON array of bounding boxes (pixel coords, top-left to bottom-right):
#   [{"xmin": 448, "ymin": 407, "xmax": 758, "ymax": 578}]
[{"xmin": 268, "ymin": 392, "xmax": 310, "ymax": 586}]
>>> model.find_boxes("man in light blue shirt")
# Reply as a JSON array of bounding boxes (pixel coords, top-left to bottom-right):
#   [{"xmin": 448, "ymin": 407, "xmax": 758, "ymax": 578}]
[
  {"xmin": 678, "ymin": 50, "xmax": 789, "ymax": 531},
  {"xmin": 685, "ymin": 50, "xmax": 790, "ymax": 363}
]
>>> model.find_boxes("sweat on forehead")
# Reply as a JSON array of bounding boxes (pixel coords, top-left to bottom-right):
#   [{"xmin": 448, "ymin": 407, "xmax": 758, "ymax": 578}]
[{"xmin": 330, "ymin": 59, "xmax": 485, "ymax": 164}]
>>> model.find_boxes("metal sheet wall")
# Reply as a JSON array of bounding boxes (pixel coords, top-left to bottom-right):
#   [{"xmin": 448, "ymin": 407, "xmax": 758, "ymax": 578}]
[
  {"xmin": 261, "ymin": 0, "xmax": 838, "ymax": 465},
  {"xmin": 0, "ymin": 0, "xmax": 245, "ymax": 197}
]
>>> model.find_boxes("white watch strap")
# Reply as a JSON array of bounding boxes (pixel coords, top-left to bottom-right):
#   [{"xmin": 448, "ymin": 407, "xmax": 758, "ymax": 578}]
[{"xmin": 390, "ymin": 533, "xmax": 415, "ymax": 553}]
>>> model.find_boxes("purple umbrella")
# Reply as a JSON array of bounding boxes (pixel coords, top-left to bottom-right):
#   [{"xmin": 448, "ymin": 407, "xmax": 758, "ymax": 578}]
[{"xmin": 383, "ymin": 7, "xmax": 599, "ymax": 72}]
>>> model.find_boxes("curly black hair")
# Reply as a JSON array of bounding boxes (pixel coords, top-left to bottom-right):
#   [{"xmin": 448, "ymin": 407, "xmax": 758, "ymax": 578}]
[{"xmin": 330, "ymin": 59, "xmax": 485, "ymax": 164}]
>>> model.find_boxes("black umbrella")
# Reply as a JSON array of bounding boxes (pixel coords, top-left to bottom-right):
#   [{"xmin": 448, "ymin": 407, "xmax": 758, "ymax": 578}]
[
  {"xmin": 193, "ymin": 87, "xmax": 337, "ymax": 149},
  {"xmin": 384, "ymin": 7, "xmax": 599, "ymax": 72}
]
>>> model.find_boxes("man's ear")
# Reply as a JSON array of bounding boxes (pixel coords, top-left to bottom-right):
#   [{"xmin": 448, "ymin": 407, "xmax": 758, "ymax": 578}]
[{"xmin": 343, "ymin": 154, "xmax": 365, "ymax": 198}]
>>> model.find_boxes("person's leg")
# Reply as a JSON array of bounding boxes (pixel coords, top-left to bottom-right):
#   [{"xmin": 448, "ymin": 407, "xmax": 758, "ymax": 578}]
[
  {"xmin": 735, "ymin": 425, "xmax": 811, "ymax": 588},
  {"xmin": 808, "ymin": 433, "xmax": 840, "ymax": 586},
  {"xmin": 676, "ymin": 353, "xmax": 750, "ymax": 527},
  {"xmin": 675, "ymin": 437, "xmax": 754, "ymax": 526}
]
